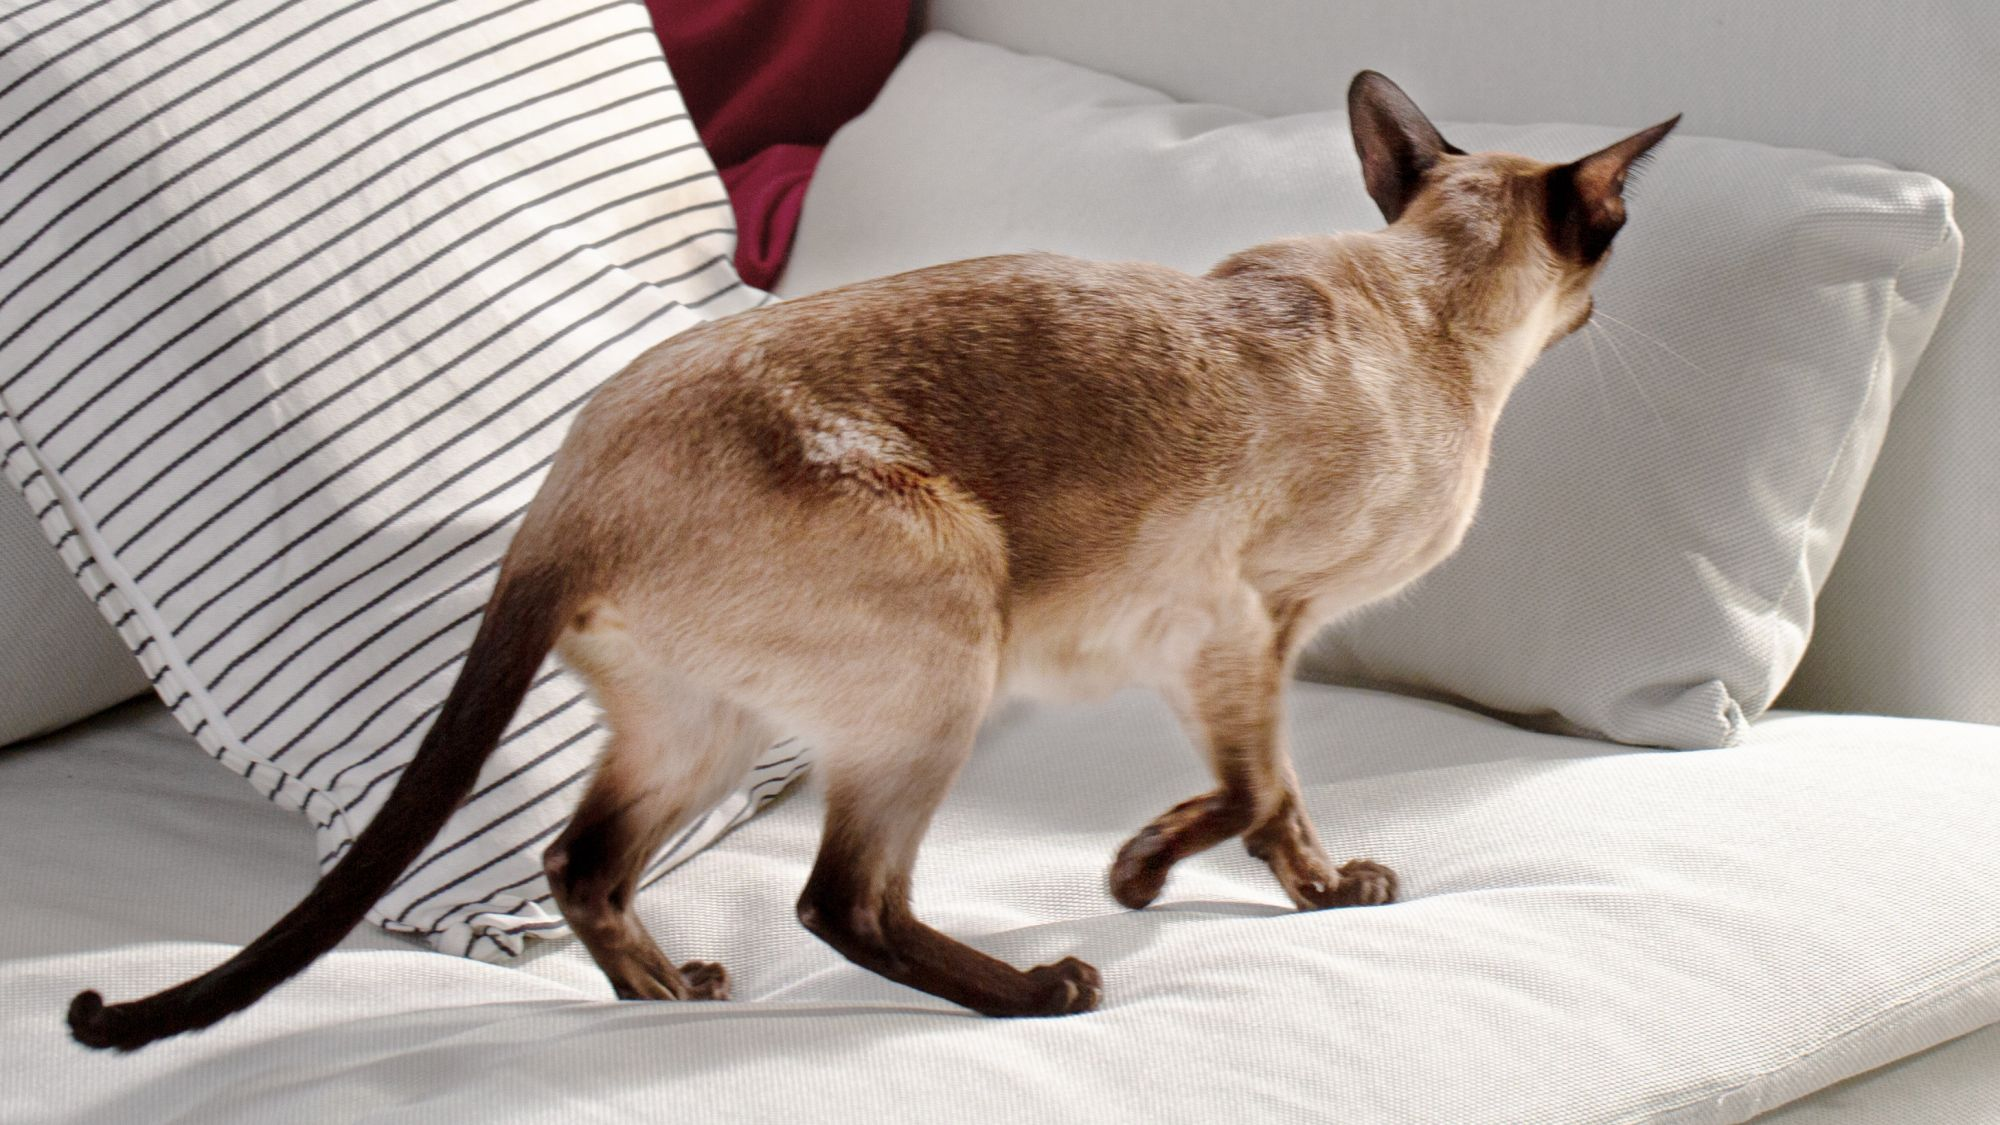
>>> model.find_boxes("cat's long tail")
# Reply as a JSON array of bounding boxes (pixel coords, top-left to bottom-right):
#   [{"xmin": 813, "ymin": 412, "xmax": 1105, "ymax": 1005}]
[{"xmin": 67, "ymin": 559, "xmax": 573, "ymax": 1052}]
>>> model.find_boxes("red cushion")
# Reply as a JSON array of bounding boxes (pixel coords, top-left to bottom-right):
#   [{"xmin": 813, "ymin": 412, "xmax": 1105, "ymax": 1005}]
[{"xmin": 649, "ymin": 0, "xmax": 912, "ymax": 289}]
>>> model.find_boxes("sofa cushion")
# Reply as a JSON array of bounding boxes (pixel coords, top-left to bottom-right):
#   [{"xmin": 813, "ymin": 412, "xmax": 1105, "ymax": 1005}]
[
  {"xmin": 5, "ymin": 688, "xmax": 1997, "ymax": 1123},
  {"xmin": 0, "ymin": 484, "xmax": 146, "ymax": 746},
  {"xmin": 780, "ymin": 32, "xmax": 1962, "ymax": 748}
]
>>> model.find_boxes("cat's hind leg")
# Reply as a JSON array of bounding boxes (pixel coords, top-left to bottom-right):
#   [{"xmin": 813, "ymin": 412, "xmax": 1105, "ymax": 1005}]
[
  {"xmin": 543, "ymin": 605, "xmax": 771, "ymax": 1001},
  {"xmin": 799, "ymin": 711, "xmax": 1101, "ymax": 1018},
  {"xmin": 786, "ymin": 597, "xmax": 1099, "ymax": 1017}
]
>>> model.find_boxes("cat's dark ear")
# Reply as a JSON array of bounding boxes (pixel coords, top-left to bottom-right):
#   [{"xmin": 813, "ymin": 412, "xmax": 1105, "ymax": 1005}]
[
  {"xmin": 1347, "ymin": 71, "xmax": 1462, "ymax": 224},
  {"xmin": 1544, "ymin": 115, "xmax": 1680, "ymax": 264}
]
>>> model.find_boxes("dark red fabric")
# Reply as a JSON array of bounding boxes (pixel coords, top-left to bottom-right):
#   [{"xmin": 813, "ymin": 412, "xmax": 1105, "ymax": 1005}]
[{"xmin": 649, "ymin": 0, "xmax": 913, "ymax": 290}]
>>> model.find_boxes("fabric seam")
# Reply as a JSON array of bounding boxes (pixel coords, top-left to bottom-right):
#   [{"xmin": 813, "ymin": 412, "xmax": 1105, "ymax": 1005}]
[
  {"xmin": 1621, "ymin": 945, "xmax": 2000, "ymax": 1123},
  {"xmin": 1757, "ymin": 217, "xmax": 1960, "ymax": 715}
]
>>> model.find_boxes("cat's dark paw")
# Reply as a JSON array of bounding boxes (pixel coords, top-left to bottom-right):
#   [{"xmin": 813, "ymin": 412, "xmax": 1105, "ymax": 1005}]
[
  {"xmin": 612, "ymin": 971, "xmax": 684, "ymax": 1002},
  {"xmin": 1021, "ymin": 956, "xmax": 1102, "ymax": 1016},
  {"xmin": 1108, "ymin": 826, "xmax": 1172, "ymax": 909},
  {"xmin": 679, "ymin": 960, "xmax": 731, "ymax": 1001},
  {"xmin": 1276, "ymin": 856, "xmax": 1400, "ymax": 910},
  {"xmin": 1326, "ymin": 858, "xmax": 1398, "ymax": 907},
  {"xmin": 610, "ymin": 957, "xmax": 731, "ymax": 1001}
]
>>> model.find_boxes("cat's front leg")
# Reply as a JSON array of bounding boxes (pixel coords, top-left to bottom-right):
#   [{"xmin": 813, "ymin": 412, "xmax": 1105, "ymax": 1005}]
[
  {"xmin": 1243, "ymin": 789, "xmax": 1398, "ymax": 910},
  {"xmin": 1109, "ymin": 583, "xmax": 1397, "ymax": 912}
]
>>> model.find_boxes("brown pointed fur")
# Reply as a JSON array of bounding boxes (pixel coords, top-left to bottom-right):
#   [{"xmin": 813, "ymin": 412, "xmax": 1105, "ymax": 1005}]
[{"xmin": 70, "ymin": 74, "xmax": 1677, "ymax": 1046}]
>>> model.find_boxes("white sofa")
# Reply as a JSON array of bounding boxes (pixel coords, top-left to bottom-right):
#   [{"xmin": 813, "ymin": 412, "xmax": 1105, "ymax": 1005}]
[{"xmin": 3, "ymin": 2, "xmax": 1996, "ymax": 1122}]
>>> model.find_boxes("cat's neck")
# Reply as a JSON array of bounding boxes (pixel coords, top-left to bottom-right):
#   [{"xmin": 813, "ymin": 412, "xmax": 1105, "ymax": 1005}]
[
  {"xmin": 1214, "ymin": 232, "xmax": 1558, "ymax": 422},
  {"xmin": 1356, "ymin": 228, "xmax": 1557, "ymax": 420}
]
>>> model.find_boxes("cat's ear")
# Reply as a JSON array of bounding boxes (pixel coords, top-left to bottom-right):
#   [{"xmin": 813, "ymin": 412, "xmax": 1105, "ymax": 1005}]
[
  {"xmin": 1544, "ymin": 115, "xmax": 1681, "ymax": 264},
  {"xmin": 1347, "ymin": 71, "xmax": 1462, "ymax": 224}
]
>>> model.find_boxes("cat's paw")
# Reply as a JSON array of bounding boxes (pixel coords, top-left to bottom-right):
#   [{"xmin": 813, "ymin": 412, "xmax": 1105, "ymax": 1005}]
[
  {"xmin": 679, "ymin": 960, "xmax": 731, "ymax": 1001},
  {"xmin": 1326, "ymin": 858, "xmax": 1398, "ymax": 907},
  {"xmin": 1108, "ymin": 826, "xmax": 1172, "ymax": 909},
  {"xmin": 1022, "ymin": 956, "xmax": 1102, "ymax": 1017},
  {"xmin": 609, "ymin": 958, "xmax": 730, "ymax": 1001}
]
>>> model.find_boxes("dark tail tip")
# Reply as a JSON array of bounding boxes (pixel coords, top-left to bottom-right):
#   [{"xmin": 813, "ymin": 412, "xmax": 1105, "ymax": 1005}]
[{"xmin": 69, "ymin": 989, "xmax": 158, "ymax": 1053}]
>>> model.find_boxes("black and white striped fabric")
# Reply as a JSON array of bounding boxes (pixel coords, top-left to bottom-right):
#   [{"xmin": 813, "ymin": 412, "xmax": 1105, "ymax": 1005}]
[{"xmin": 0, "ymin": 0, "xmax": 810, "ymax": 960}]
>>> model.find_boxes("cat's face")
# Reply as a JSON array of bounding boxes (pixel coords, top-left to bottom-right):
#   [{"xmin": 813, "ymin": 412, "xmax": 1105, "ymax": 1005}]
[{"xmin": 1348, "ymin": 72, "xmax": 1678, "ymax": 354}]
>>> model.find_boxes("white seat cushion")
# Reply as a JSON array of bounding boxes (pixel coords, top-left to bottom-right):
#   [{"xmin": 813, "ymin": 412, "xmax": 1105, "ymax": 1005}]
[{"xmin": 6, "ymin": 689, "xmax": 1996, "ymax": 1123}]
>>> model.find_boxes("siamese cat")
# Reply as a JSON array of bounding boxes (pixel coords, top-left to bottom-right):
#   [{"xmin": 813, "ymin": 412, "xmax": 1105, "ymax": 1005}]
[{"xmin": 71, "ymin": 72, "xmax": 1676, "ymax": 1049}]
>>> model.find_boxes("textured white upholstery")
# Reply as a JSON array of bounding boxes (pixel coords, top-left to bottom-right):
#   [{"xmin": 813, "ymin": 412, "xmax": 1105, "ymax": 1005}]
[
  {"xmin": 0, "ymin": 484, "xmax": 147, "ymax": 746},
  {"xmin": 7, "ymin": 692, "xmax": 1998, "ymax": 1123},
  {"xmin": 929, "ymin": 0, "xmax": 2000, "ymax": 727}
]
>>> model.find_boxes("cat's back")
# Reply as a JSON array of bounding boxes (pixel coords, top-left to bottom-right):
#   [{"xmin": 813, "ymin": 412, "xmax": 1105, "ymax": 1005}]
[
  {"xmin": 645, "ymin": 254, "xmax": 1284, "ymax": 582},
  {"xmin": 540, "ymin": 244, "xmax": 1464, "ymax": 699}
]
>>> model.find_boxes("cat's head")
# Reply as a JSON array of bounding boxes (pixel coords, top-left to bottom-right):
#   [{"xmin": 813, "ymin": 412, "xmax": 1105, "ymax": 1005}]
[{"xmin": 1347, "ymin": 71, "xmax": 1678, "ymax": 352}]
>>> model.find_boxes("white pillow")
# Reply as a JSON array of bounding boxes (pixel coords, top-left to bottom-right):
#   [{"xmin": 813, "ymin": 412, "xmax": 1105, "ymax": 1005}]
[
  {"xmin": 781, "ymin": 32, "xmax": 1962, "ymax": 749},
  {"xmin": 0, "ymin": 0, "xmax": 805, "ymax": 958},
  {"xmin": 0, "ymin": 484, "xmax": 147, "ymax": 746}
]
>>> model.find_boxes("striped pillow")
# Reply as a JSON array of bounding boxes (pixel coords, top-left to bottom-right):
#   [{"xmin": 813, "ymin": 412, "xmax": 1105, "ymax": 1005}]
[{"xmin": 0, "ymin": 0, "xmax": 809, "ymax": 960}]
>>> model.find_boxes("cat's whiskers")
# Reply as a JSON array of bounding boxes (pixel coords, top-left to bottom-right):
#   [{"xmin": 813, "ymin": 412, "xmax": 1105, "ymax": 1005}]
[
  {"xmin": 1590, "ymin": 308, "xmax": 1713, "ymax": 381},
  {"xmin": 1586, "ymin": 314, "xmax": 1671, "ymax": 433},
  {"xmin": 1577, "ymin": 320, "xmax": 1623, "ymax": 430}
]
